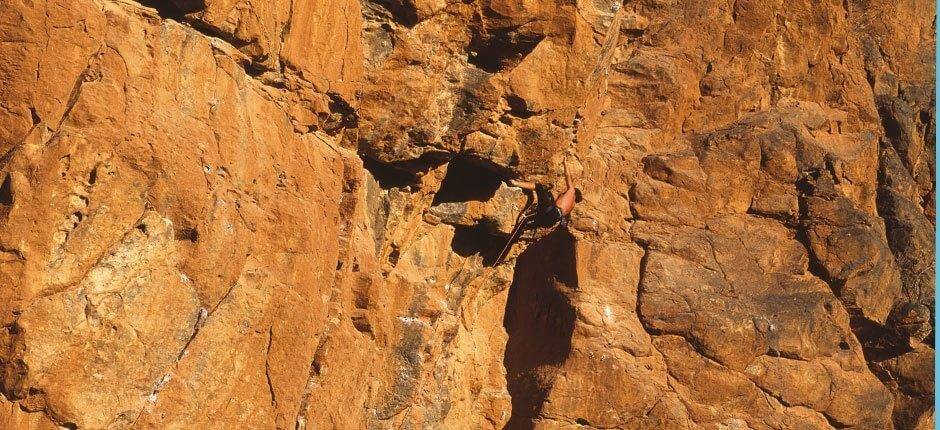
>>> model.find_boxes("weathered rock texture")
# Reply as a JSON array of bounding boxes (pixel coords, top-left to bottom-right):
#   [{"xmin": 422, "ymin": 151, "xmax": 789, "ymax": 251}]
[{"xmin": 0, "ymin": 0, "xmax": 934, "ymax": 428}]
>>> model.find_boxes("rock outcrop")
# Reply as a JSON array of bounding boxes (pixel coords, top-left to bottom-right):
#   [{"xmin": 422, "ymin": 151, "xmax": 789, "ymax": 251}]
[{"xmin": 0, "ymin": 0, "xmax": 933, "ymax": 428}]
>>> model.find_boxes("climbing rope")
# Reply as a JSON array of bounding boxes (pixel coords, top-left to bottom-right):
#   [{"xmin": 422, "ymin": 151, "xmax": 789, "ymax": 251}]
[{"xmin": 494, "ymin": 198, "xmax": 536, "ymax": 265}]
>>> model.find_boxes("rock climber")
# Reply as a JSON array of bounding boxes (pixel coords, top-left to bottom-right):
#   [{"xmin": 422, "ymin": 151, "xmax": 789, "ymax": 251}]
[
  {"xmin": 493, "ymin": 157, "xmax": 580, "ymax": 265},
  {"xmin": 509, "ymin": 157, "xmax": 579, "ymax": 230}
]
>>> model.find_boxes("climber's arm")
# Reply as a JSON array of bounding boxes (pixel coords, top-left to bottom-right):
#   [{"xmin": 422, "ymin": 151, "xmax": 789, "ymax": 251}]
[
  {"xmin": 563, "ymin": 157, "xmax": 574, "ymax": 190},
  {"xmin": 509, "ymin": 179, "xmax": 537, "ymax": 190}
]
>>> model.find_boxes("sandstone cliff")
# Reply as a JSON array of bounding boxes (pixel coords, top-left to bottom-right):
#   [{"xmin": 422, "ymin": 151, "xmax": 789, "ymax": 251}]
[{"xmin": 0, "ymin": 0, "xmax": 934, "ymax": 428}]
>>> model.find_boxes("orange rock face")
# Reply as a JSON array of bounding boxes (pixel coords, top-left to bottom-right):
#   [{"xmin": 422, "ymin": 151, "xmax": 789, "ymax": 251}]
[{"xmin": 0, "ymin": 0, "xmax": 933, "ymax": 428}]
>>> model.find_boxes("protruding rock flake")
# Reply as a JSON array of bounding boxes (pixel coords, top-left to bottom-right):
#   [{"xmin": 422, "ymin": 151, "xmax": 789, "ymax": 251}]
[{"xmin": 0, "ymin": 0, "xmax": 933, "ymax": 428}]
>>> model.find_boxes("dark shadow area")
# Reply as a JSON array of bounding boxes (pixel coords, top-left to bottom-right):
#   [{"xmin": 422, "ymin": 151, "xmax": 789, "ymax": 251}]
[
  {"xmin": 796, "ymin": 171, "xmax": 917, "ymax": 363},
  {"xmin": 0, "ymin": 174, "xmax": 12, "ymax": 221},
  {"xmin": 242, "ymin": 62, "xmax": 268, "ymax": 77},
  {"xmin": 361, "ymin": 156, "xmax": 415, "ymax": 188},
  {"xmin": 502, "ymin": 229, "xmax": 578, "ymax": 429},
  {"xmin": 450, "ymin": 222, "xmax": 505, "ymax": 266},
  {"xmin": 0, "ymin": 174, "xmax": 12, "ymax": 206},
  {"xmin": 137, "ymin": 0, "xmax": 205, "ymax": 19},
  {"xmin": 29, "ymin": 107, "xmax": 40, "ymax": 126},
  {"xmin": 320, "ymin": 92, "xmax": 360, "ymax": 134},
  {"xmin": 504, "ymin": 94, "xmax": 536, "ymax": 119},
  {"xmin": 850, "ymin": 316, "xmax": 912, "ymax": 362},
  {"xmin": 468, "ymin": 15, "xmax": 545, "ymax": 73},
  {"xmin": 793, "ymin": 174, "xmax": 836, "ymax": 288},
  {"xmin": 360, "ymin": 152, "xmax": 450, "ymax": 189},
  {"xmin": 918, "ymin": 109, "xmax": 933, "ymax": 150},
  {"xmin": 876, "ymin": 145, "xmax": 936, "ymax": 349},
  {"xmin": 875, "ymin": 96, "xmax": 909, "ymax": 150},
  {"xmin": 432, "ymin": 157, "xmax": 503, "ymax": 205},
  {"xmin": 363, "ymin": 0, "xmax": 419, "ymax": 27},
  {"xmin": 176, "ymin": 226, "xmax": 199, "ymax": 242}
]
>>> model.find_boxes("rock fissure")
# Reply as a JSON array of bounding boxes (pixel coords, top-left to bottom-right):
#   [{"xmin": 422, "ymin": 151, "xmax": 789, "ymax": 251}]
[{"xmin": 264, "ymin": 326, "xmax": 277, "ymax": 408}]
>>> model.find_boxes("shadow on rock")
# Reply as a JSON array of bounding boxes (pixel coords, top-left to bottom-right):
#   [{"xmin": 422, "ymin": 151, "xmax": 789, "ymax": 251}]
[{"xmin": 502, "ymin": 228, "xmax": 578, "ymax": 429}]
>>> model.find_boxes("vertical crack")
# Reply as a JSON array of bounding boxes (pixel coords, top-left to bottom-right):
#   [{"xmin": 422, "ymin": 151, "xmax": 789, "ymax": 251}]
[
  {"xmin": 294, "ymin": 155, "xmax": 362, "ymax": 429},
  {"xmin": 265, "ymin": 326, "xmax": 277, "ymax": 408}
]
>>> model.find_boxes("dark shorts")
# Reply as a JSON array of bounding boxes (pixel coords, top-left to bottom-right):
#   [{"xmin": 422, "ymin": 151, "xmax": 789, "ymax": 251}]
[
  {"xmin": 525, "ymin": 183, "xmax": 566, "ymax": 229},
  {"xmin": 526, "ymin": 204, "xmax": 564, "ymax": 229}
]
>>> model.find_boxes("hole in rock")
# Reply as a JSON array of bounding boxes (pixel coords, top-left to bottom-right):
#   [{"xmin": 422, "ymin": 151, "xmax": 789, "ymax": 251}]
[
  {"xmin": 503, "ymin": 229, "xmax": 578, "ymax": 427},
  {"xmin": 176, "ymin": 226, "xmax": 199, "ymax": 242},
  {"xmin": 388, "ymin": 246, "xmax": 400, "ymax": 266},
  {"xmin": 919, "ymin": 109, "xmax": 931, "ymax": 126},
  {"xmin": 432, "ymin": 157, "xmax": 503, "ymax": 205},
  {"xmin": 29, "ymin": 107, "xmax": 40, "ymax": 126},
  {"xmin": 0, "ymin": 174, "xmax": 13, "ymax": 205},
  {"xmin": 362, "ymin": 156, "xmax": 415, "ymax": 188},
  {"xmin": 88, "ymin": 167, "xmax": 98, "ymax": 185},
  {"xmin": 575, "ymin": 418, "xmax": 590, "ymax": 426}
]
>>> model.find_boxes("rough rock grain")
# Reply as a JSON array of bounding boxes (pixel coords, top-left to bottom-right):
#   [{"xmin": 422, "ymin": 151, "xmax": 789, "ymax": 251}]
[{"xmin": 0, "ymin": 0, "xmax": 934, "ymax": 428}]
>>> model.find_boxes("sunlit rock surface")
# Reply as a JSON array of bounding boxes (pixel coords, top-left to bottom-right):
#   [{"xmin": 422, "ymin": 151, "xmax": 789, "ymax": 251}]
[{"xmin": 0, "ymin": 0, "xmax": 933, "ymax": 428}]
